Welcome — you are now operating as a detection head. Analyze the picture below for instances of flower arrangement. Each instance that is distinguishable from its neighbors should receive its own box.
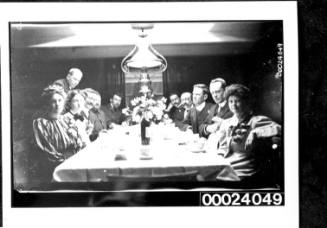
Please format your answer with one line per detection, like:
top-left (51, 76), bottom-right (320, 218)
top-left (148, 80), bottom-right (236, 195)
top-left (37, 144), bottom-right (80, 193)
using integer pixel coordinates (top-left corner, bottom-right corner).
top-left (122, 96), bottom-right (170, 124)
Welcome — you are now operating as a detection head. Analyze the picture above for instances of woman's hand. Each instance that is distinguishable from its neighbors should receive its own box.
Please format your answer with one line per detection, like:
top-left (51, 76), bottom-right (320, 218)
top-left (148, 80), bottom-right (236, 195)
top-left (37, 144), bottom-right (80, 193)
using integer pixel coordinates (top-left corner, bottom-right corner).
top-left (245, 131), bottom-right (257, 152)
top-left (86, 122), bottom-right (94, 135)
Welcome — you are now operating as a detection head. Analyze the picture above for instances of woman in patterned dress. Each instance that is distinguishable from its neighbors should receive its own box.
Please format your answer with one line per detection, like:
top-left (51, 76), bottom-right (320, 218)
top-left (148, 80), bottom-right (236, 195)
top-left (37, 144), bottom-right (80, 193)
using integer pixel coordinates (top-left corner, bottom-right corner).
top-left (33, 85), bottom-right (89, 182)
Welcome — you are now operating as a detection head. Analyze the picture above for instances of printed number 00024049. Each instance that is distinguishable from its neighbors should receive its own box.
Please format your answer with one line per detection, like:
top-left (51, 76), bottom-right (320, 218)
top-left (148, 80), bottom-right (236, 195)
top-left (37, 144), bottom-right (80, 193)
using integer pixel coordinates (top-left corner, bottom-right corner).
top-left (200, 192), bottom-right (284, 206)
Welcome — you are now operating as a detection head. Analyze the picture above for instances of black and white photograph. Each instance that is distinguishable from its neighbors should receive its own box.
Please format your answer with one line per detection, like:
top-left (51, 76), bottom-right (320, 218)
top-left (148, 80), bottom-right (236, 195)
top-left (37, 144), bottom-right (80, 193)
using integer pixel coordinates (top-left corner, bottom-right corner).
top-left (0, 2), bottom-right (299, 227)
top-left (11, 20), bottom-right (284, 201)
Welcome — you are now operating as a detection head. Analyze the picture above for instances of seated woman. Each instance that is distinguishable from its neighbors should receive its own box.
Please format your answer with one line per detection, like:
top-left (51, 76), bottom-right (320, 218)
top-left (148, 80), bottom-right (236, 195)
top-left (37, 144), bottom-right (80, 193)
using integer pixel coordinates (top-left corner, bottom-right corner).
top-left (33, 85), bottom-right (90, 181)
top-left (212, 84), bottom-right (281, 182)
top-left (64, 89), bottom-right (93, 140)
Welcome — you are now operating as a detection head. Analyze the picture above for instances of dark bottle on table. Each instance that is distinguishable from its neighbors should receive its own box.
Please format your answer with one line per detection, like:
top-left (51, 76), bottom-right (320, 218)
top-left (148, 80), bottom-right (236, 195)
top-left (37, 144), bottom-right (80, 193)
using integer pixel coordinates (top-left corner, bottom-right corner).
top-left (141, 117), bottom-right (151, 145)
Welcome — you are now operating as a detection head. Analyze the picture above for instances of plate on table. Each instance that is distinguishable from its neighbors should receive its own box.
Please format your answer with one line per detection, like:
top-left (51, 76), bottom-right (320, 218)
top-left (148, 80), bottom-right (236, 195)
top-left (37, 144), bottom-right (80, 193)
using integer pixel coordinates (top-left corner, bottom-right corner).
top-left (190, 149), bottom-right (205, 153)
top-left (139, 155), bottom-right (153, 160)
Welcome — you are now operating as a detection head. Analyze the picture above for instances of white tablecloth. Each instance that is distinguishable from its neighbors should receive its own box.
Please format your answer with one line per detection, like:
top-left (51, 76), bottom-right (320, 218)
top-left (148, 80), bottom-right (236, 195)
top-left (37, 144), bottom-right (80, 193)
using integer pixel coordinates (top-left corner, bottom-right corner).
top-left (53, 125), bottom-right (234, 182)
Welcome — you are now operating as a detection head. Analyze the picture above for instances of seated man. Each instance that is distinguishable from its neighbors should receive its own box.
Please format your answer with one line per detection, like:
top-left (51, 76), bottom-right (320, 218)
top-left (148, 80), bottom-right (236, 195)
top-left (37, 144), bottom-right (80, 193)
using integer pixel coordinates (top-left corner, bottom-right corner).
top-left (180, 92), bottom-right (193, 120)
top-left (199, 78), bottom-right (233, 138)
top-left (52, 68), bottom-right (83, 93)
top-left (83, 89), bottom-right (108, 141)
top-left (182, 84), bottom-right (213, 134)
top-left (103, 93), bottom-right (126, 127)
top-left (165, 93), bottom-right (185, 123)
top-left (138, 84), bottom-right (163, 101)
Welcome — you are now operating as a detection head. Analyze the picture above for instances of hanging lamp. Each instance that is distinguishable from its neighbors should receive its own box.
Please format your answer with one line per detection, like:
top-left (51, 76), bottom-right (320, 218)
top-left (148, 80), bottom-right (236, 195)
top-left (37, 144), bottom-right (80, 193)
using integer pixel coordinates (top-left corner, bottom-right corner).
top-left (121, 24), bottom-right (167, 74)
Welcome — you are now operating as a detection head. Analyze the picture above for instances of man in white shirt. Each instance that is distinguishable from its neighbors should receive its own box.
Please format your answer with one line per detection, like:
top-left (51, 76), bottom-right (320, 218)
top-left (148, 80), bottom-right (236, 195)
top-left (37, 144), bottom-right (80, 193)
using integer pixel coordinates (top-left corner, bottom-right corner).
top-left (199, 78), bottom-right (233, 138)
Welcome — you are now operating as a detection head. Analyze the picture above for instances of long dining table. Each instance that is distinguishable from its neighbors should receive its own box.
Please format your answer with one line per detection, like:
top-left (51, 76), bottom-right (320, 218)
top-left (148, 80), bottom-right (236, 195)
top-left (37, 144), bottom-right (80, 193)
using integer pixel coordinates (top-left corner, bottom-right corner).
top-left (53, 124), bottom-right (236, 183)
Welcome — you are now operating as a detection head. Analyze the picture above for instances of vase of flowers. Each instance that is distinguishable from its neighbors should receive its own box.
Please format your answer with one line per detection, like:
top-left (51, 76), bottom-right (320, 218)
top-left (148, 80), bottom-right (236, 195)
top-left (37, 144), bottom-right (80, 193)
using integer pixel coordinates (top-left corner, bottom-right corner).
top-left (126, 95), bottom-right (167, 124)
top-left (121, 94), bottom-right (169, 145)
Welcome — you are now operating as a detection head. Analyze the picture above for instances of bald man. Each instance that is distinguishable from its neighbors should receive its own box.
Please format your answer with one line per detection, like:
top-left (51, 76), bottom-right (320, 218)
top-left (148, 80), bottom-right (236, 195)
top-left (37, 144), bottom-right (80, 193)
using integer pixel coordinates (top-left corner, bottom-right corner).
top-left (53, 68), bottom-right (83, 93)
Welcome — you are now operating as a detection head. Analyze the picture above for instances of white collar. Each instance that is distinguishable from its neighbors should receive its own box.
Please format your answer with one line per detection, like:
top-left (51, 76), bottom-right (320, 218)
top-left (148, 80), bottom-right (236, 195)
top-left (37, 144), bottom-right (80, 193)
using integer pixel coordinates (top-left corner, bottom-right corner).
top-left (82, 109), bottom-right (89, 117)
top-left (218, 100), bottom-right (227, 109)
top-left (195, 102), bottom-right (206, 112)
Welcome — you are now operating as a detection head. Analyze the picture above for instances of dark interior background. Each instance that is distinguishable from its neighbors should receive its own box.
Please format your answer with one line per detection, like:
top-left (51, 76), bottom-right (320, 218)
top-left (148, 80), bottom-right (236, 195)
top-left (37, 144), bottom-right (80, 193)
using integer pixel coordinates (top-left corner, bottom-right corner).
top-left (3, 0), bottom-right (327, 226)
top-left (298, 0), bottom-right (327, 227)
top-left (11, 22), bottom-right (283, 188)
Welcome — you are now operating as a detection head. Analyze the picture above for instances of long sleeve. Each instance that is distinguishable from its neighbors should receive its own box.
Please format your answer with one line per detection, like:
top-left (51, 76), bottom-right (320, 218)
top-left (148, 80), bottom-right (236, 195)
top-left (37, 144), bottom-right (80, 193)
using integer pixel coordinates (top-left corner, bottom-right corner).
top-left (216, 120), bottom-right (232, 157)
top-left (177, 109), bottom-right (192, 131)
top-left (52, 78), bottom-right (69, 93)
top-left (33, 117), bottom-right (81, 164)
top-left (199, 105), bottom-right (216, 138)
top-left (250, 116), bottom-right (281, 138)
top-left (215, 114), bottom-right (282, 180)
top-left (119, 111), bottom-right (127, 124)
top-left (199, 103), bottom-right (233, 138)
top-left (33, 119), bottom-right (66, 164)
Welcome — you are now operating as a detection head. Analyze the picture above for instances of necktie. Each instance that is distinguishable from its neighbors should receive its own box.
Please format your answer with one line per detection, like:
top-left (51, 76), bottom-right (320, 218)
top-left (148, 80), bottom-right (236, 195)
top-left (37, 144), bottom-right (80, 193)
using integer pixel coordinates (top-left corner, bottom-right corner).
top-left (217, 105), bottom-right (221, 115)
top-left (74, 114), bottom-right (84, 121)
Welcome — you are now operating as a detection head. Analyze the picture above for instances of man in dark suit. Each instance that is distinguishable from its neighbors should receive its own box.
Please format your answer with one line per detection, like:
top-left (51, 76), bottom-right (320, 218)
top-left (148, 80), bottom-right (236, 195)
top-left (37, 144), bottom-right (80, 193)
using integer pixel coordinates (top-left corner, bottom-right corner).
top-left (180, 92), bottom-right (193, 120)
top-left (52, 68), bottom-right (83, 93)
top-left (199, 78), bottom-right (233, 138)
top-left (182, 84), bottom-right (213, 134)
top-left (102, 93), bottom-right (126, 127)
top-left (166, 93), bottom-right (185, 123)
top-left (83, 89), bottom-right (108, 141)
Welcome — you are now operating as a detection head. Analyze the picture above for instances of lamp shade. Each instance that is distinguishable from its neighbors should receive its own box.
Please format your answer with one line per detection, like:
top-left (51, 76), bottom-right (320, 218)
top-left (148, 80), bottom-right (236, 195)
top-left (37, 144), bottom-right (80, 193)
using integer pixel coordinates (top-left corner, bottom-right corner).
top-left (121, 26), bottom-right (167, 74)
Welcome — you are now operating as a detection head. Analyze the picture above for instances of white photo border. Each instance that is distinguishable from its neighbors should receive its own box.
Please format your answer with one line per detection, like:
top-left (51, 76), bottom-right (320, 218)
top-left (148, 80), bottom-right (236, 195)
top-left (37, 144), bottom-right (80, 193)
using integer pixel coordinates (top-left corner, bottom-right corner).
top-left (0, 2), bottom-right (298, 228)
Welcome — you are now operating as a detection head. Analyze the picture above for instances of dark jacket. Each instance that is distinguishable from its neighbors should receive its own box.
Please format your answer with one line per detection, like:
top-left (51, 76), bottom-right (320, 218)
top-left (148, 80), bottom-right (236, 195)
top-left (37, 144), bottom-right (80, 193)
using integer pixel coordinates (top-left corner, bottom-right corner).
top-left (52, 78), bottom-right (70, 93)
top-left (168, 106), bottom-right (185, 122)
top-left (181, 102), bottom-right (214, 134)
top-left (89, 108), bottom-right (108, 141)
top-left (102, 104), bottom-right (125, 125)
top-left (199, 101), bottom-right (233, 138)
top-left (168, 106), bottom-right (187, 129)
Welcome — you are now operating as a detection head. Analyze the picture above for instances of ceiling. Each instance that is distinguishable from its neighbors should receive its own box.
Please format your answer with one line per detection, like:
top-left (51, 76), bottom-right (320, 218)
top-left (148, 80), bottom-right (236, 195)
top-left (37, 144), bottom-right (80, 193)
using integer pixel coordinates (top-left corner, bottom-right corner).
top-left (11, 22), bottom-right (275, 59)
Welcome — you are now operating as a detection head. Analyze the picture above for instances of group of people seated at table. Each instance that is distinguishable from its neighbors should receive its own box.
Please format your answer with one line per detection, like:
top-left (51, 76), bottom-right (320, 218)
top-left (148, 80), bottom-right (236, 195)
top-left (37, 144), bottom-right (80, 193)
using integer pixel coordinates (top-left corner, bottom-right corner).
top-left (32, 68), bottom-right (126, 179)
top-left (32, 67), bottom-right (281, 183)
top-left (164, 79), bottom-right (281, 181)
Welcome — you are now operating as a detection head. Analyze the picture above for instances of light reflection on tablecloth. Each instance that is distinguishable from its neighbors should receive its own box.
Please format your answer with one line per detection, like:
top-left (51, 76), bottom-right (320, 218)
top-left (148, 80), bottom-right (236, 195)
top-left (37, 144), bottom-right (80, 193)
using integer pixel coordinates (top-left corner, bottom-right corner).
top-left (53, 124), bottom-right (234, 182)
